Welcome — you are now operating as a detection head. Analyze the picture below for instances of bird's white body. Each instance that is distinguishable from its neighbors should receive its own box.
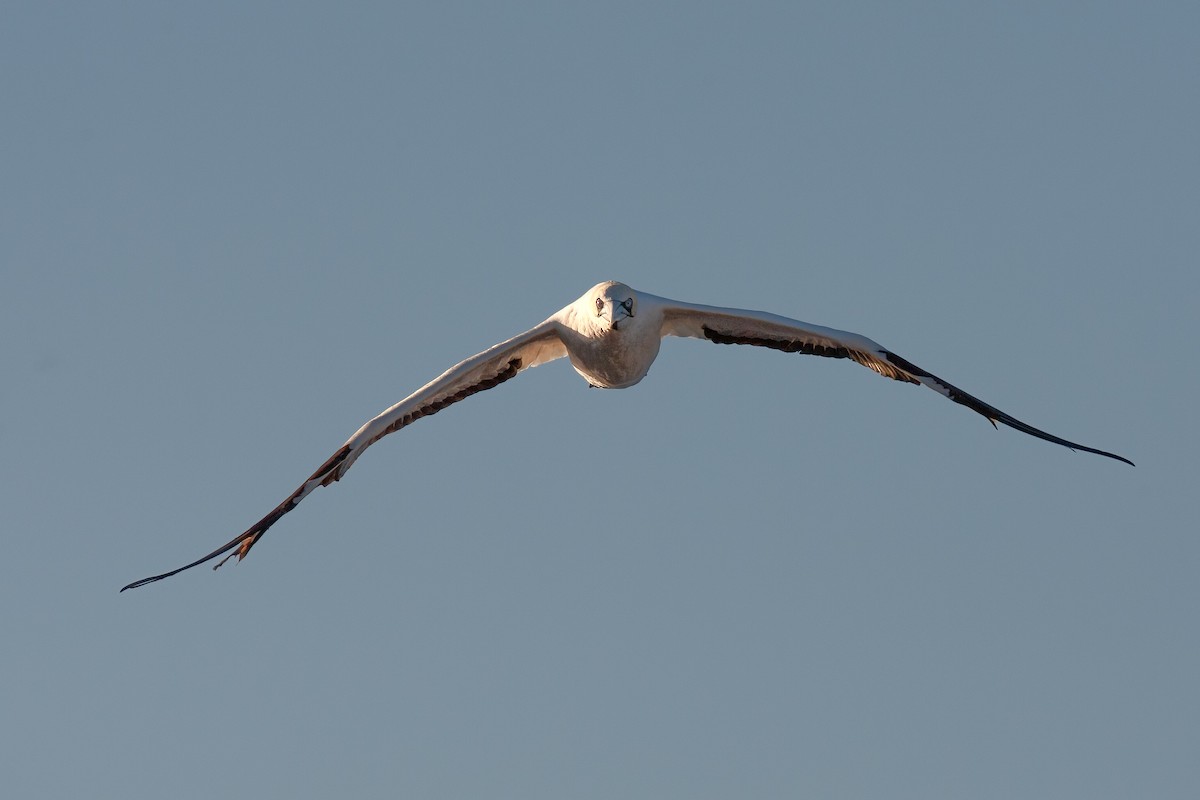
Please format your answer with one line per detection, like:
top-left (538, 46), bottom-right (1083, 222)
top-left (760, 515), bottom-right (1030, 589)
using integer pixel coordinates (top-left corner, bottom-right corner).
top-left (560, 282), bottom-right (662, 388)
top-left (122, 281), bottom-right (1131, 591)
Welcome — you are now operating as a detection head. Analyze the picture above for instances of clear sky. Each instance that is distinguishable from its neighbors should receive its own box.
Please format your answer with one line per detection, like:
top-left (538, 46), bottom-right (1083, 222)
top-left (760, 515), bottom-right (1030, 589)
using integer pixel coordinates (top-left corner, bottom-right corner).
top-left (3, 3), bottom-right (1197, 798)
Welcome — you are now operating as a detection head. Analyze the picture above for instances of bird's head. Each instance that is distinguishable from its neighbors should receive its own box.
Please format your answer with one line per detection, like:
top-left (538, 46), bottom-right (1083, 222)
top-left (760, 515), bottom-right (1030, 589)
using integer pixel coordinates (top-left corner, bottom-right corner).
top-left (587, 281), bottom-right (637, 333)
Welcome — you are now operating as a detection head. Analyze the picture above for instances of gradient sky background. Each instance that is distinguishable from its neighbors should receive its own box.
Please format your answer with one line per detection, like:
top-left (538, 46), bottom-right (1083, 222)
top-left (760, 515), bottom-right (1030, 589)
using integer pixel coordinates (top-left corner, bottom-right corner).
top-left (3, 3), bottom-right (1197, 798)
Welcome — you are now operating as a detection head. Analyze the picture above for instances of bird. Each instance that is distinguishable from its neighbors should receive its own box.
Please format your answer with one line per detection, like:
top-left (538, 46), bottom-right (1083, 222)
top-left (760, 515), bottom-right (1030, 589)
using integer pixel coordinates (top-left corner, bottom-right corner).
top-left (120, 281), bottom-right (1132, 591)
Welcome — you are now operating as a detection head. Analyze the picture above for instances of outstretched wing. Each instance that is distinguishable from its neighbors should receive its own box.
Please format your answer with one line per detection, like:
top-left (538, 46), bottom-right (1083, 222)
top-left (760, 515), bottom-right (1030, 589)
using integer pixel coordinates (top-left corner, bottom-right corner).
top-left (644, 294), bottom-right (1132, 466)
top-left (121, 320), bottom-right (569, 591)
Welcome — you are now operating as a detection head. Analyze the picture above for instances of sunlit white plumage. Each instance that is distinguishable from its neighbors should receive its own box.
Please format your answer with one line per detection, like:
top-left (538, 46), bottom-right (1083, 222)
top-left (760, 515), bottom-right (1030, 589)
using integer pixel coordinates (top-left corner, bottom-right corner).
top-left (121, 281), bottom-right (1132, 591)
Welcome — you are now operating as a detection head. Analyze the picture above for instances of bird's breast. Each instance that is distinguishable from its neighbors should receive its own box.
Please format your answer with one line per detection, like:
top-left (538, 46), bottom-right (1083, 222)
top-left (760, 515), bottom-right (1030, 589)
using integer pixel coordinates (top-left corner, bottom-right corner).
top-left (566, 325), bottom-right (662, 389)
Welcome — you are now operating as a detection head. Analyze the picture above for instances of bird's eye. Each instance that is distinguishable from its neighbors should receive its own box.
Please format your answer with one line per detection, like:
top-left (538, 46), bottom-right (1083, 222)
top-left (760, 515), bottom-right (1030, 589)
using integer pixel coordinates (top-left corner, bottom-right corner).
top-left (595, 297), bottom-right (604, 311)
top-left (622, 299), bottom-right (633, 312)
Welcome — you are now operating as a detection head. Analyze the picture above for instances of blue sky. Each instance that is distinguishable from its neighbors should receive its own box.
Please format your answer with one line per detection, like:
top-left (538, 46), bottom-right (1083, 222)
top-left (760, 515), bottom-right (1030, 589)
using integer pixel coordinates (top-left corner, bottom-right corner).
top-left (3, 3), bottom-right (1197, 798)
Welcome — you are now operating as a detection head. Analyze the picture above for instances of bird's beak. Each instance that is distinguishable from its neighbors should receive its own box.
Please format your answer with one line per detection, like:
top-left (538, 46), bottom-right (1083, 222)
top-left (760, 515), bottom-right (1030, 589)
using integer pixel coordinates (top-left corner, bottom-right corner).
top-left (596, 298), bottom-right (633, 332)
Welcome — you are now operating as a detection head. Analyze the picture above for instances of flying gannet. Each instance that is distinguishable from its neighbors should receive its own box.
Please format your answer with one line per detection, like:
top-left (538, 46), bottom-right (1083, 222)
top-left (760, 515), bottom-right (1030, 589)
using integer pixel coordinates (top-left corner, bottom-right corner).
top-left (121, 281), bottom-right (1132, 591)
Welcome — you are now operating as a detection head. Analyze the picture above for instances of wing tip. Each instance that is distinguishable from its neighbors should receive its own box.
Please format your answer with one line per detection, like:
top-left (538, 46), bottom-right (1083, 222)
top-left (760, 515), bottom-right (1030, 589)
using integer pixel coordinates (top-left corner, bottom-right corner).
top-left (1106, 451), bottom-right (1136, 467)
top-left (1084, 449), bottom-right (1135, 467)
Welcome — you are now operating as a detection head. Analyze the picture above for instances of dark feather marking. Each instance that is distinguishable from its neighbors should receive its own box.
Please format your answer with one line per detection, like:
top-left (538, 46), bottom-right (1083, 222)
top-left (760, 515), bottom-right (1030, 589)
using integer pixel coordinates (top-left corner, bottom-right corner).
top-left (699, 326), bottom-right (1131, 466)
top-left (118, 447), bottom-right (353, 591)
top-left (880, 351), bottom-right (1134, 466)
top-left (703, 326), bottom-right (852, 359)
top-left (702, 326), bottom-right (918, 384)
top-left (367, 358), bottom-right (523, 446)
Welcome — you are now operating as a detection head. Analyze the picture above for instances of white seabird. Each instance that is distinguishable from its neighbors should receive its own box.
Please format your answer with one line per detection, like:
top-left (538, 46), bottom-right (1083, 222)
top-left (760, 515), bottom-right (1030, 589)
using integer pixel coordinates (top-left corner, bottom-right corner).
top-left (121, 281), bottom-right (1132, 591)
